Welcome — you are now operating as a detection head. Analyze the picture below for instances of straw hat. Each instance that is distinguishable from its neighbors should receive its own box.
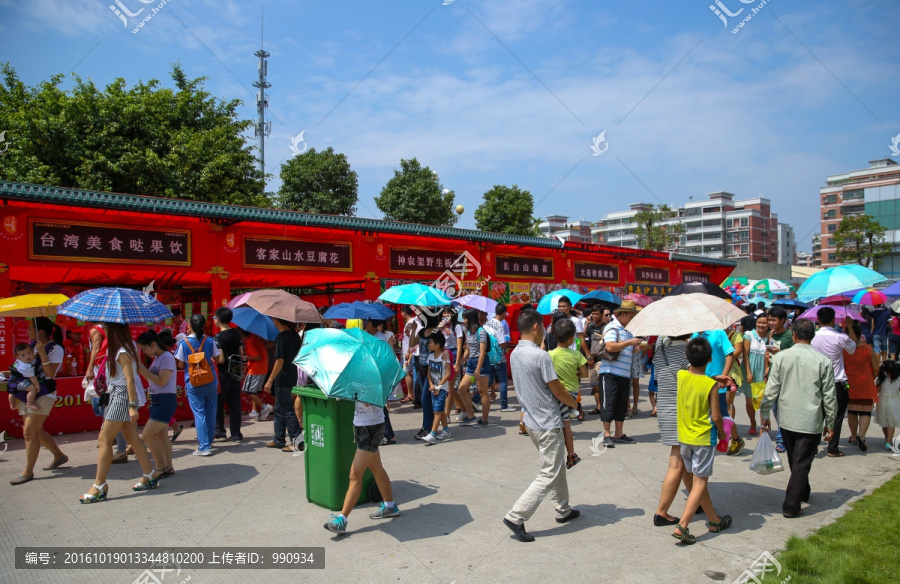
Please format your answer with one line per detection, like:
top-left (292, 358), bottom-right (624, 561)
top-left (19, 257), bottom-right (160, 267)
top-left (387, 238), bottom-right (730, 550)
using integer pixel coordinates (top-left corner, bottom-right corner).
top-left (614, 300), bottom-right (638, 315)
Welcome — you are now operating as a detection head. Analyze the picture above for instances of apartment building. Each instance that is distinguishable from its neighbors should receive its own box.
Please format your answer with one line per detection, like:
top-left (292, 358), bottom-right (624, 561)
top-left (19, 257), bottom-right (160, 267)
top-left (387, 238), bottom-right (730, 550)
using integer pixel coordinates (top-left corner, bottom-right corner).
top-left (818, 158), bottom-right (900, 274)
top-left (592, 192), bottom-right (783, 263)
top-left (537, 215), bottom-right (593, 243)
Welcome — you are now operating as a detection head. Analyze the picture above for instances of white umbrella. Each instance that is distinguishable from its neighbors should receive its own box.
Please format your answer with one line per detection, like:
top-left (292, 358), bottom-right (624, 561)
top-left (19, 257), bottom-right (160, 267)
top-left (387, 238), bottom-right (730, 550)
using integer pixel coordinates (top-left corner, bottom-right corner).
top-left (625, 294), bottom-right (748, 337)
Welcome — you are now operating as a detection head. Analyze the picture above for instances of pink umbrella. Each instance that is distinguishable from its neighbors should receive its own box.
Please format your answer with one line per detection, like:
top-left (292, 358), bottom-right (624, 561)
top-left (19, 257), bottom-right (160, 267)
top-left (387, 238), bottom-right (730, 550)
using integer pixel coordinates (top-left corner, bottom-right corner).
top-left (227, 292), bottom-right (253, 309)
top-left (623, 293), bottom-right (654, 307)
top-left (797, 305), bottom-right (864, 323)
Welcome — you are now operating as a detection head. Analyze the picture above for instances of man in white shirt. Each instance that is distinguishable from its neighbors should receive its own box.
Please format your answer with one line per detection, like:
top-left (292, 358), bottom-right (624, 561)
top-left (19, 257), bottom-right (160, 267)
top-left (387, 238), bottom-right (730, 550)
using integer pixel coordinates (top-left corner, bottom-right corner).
top-left (810, 306), bottom-right (858, 457)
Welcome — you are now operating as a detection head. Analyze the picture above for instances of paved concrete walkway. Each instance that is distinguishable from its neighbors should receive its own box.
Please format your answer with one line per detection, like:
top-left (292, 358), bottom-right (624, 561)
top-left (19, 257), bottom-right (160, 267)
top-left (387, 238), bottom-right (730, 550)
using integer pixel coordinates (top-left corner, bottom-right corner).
top-left (2, 380), bottom-right (898, 584)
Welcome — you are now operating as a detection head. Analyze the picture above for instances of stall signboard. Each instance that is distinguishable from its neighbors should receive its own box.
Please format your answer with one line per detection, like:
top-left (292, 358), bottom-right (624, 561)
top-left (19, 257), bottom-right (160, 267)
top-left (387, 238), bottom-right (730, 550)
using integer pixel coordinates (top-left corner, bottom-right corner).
top-left (626, 283), bottom-right (673, 298)
top-left (634, 266), bottom-right (670, 284)
top-left (389, 247), bottom-right (467, 275)
top-left (243, 235), bottom-right (352, 271)
top-left (495, 256), bottom-right (554, 280)
top-left (507, 283), bottom-right (531, 304)
top-left (682, 271), bottom-right (710, 283)
top-left (574, 262), bottom-right (619, 283)
top-left (29, 219), bottom-right (190, 266)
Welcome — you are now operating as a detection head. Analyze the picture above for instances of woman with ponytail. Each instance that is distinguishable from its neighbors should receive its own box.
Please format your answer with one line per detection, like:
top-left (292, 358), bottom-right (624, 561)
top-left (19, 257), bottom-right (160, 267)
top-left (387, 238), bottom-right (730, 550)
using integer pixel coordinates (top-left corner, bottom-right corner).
top-left (79, 323), bottom-right (160, 503)
top-left (137, 329), bottom-right (178, 477)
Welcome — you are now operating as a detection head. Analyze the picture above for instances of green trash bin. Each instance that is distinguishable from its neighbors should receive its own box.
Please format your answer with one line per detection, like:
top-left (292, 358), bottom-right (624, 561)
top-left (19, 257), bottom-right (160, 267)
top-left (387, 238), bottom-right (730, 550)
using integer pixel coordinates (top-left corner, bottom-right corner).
top-left (294, 385), bottom-right (380, 511)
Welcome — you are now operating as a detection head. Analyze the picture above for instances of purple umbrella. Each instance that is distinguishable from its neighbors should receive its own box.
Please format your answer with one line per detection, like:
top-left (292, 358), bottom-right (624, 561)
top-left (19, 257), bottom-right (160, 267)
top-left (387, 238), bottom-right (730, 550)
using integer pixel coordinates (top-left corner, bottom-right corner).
top-left (452, 294), bottom-right (498, 314)
top-left (797, 305), bottom-right (864, 323)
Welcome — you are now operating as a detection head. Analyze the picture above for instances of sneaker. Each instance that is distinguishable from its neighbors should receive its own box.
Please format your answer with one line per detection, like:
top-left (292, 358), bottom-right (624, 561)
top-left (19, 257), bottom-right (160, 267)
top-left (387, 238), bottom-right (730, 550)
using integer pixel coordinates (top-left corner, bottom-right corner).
top-left (229, 436), bottom-right (244, 442)
top-left (259, 404), bottom-right (274, 421)
top-left (192, 449), bottom-right (212, 456)
top-left (414, 429), bottom-right (428, 440)
top-left (603, 436), bottom-right (616, 448)
top-left (437, 429), bottom-right (452, 440)
top-left (614, 434), bottom-right (636, 444)
top-left (214, 434), bottom-right (228, 443)
top-left (422, 432), bottom-right (438, 444)
top-left (500, 406), bottom-right (517, 412)
top-left (472, 403), bottom-right (482, 413)
top-left (369, 502), bottom-right (401, 519)
top-left (727, 437), bottom-right (745, 456)
top-left (324, 514), bottom-right (347, 534)
top-left (455, 414), bottom-right (467, 423)
top-left (459, 416), bottom-right (478, 426)
top-left (248, 410), bottom-right (259, 419)
top-left (566, 410), bottom-right (580, 420)
top-left (555, 508), bottom-right (580, 524)
top-left (474, 419), bottom-right (489, 428)
top-left (503, 518), bottom-right (535, 543)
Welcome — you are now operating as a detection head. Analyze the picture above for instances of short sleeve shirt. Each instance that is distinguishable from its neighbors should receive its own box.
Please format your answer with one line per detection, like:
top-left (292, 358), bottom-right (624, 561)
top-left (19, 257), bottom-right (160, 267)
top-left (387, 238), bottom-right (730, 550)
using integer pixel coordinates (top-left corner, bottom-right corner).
top-left (599, 322), bottom-right (633, 378)
top-left (872, 309), bottom-right (892, 336)
top-left (511, 340), bottom-right (562, 431)
top-left (215, 328), bottom-right (242, 374)
top-left (175, 336), bottom-right (220, 390)
top-left (691, 330), bottom-right (735, 385)
top-left (548, 347), bottom-right (587, 394)
top-left (466, 328), bottom-right (488, 360)
top-left (483, 318), bottom-right (507, 363)
top-left (427, 351), bottom-right (451, 390)
top-left (245, 335), bottom-right (269, 375)
top-left (148, 352), bottom-right (177, 394)
top-left (273, 330), bottom-right (302, 387)
top-left (771, 329), bottom-right (794, 351)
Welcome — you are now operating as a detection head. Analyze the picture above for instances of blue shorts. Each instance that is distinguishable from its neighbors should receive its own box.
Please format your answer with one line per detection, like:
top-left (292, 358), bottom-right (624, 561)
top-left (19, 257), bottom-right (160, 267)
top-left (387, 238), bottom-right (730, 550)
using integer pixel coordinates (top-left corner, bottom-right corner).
top-left (873, 334), bottom-right (889, 354)
top-left (648, 363), bottom-right (658, 393)
top-left (432, 389), bottom-right (448, 412)
top-left (465, 356), bottom-right (491, 377)
top-left (719, 392), bottom-right (729, 419)
top-left (149, 393), bottom-right (178, 423)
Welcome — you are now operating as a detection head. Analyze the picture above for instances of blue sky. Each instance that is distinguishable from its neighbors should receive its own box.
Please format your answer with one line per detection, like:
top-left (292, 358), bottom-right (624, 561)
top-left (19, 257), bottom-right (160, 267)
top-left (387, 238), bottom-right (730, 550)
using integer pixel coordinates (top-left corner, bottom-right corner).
top-left (2, 0), bottom-right (899, 251)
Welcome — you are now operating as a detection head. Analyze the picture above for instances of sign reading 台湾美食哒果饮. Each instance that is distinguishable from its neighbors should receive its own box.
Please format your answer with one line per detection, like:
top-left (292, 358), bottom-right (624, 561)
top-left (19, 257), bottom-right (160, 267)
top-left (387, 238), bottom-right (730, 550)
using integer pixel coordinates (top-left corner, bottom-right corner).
top-left (29, 219), bottom-right (190, 266)
top-left (243, 235), bottom-right (352, 271)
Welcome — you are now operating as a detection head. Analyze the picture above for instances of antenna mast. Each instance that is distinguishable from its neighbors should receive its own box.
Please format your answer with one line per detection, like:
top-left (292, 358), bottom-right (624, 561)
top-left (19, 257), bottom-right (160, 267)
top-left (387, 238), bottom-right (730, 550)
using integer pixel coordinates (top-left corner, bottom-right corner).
top-left (252, 10), bottom-right (271, 183)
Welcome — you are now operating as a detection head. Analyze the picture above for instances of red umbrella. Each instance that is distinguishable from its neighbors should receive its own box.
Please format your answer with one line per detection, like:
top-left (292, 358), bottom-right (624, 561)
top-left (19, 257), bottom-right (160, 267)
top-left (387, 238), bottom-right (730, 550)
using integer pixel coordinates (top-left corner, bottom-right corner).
top-left (819, 290), bottom-right (861, 306)
top-left (623, 293), bottom-right (654, 307)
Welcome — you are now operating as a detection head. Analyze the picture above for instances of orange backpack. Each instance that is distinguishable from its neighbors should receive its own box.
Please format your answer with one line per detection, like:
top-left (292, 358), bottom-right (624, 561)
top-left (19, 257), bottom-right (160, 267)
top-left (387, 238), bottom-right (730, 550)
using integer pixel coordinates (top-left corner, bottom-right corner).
top-left (186, 336), bottom-right (215, 387)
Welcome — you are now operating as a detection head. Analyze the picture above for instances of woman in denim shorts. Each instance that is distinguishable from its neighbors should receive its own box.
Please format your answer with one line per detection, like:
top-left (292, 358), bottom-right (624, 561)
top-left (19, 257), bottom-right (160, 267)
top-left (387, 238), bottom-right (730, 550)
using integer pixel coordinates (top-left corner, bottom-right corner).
top-left (137, 329), bottom-right (178, 478)
top-left (457, 309), bottom-right (492, 427)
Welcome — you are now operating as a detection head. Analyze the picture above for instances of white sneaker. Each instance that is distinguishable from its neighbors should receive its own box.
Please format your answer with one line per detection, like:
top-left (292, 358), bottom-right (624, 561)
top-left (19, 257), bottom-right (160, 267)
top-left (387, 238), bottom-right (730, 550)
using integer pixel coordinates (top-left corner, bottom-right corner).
top-left (259, 404), bottom-right (274, 421)
top-left (455, 414), bottom-right (467, 423)
top-left (422, 433), bottom-right (438, 444)
top-left (500, 407), bottom-right (517, 412)
top-left (437, 429), bottom-right (452, 440)
top-left (192, 449), bottom-right (212, 456)
top-left (248, 410), bottom-right (259, 419)
top-left (472, 404), bottom-right (482, 413)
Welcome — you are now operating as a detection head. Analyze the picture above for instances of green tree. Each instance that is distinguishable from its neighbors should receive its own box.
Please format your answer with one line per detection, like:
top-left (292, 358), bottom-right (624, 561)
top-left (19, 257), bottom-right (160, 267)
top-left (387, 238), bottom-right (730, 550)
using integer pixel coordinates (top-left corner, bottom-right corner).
top-left (374, 158), bottom-right (457, 226)
top-left (632, 204), bottom-right (685, 251)
top-left (474, 185), bottom-right (539, 236)
top-left (834, 214), bottom-right (892, 268)
top-left (0, 63), bottom-right (265, 206)
top-left (276, 147), bottom-right (358, 215)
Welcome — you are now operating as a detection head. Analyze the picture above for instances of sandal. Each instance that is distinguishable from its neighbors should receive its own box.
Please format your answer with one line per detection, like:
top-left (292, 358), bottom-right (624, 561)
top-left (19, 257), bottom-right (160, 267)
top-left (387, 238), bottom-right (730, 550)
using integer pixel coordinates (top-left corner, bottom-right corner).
top-left (161, 466), bottom-right (176, 478)
top-left (518, 423), bottom-right (528, 436)
top-left (748, 427), bottom-right (758, 436)
top-left (848, 436), bottom-right (858, 445)
top-left (826, 451), bottom-right (845, 457)
top-left (171, 425), bottom-right (184, 442)
top-left (132, 471), bottom-right (161, 492)
top-left (566, 453), bottom-right (582, 469)
top-left (588, 408), bottom-right (602, 415)
top-left (707, 515), bottom-right (732, 533)
top-left (672, 524), bottom-right (696, 545)
top-left (79, 482), bottom-right (109, 504)
top-left (43, 455), bottom-right (69, 471)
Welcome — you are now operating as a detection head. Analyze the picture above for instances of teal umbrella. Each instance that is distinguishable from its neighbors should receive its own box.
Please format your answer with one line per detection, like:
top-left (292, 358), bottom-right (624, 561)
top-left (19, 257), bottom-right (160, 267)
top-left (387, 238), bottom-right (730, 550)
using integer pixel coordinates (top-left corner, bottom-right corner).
top-left (796, 265), bottom-right (886, 302)
top-left (294, 328), bottom-right (404, 407)
top-left (378, 283), bottom-right (452, 306)
top-left (536, 289), bottom-right (584, 315)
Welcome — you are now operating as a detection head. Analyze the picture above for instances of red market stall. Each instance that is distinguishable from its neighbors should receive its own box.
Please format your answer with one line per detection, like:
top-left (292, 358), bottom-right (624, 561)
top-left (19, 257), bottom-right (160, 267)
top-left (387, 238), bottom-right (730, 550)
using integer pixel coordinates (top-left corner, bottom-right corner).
top-left (0, 181), bottom-right (735, 437)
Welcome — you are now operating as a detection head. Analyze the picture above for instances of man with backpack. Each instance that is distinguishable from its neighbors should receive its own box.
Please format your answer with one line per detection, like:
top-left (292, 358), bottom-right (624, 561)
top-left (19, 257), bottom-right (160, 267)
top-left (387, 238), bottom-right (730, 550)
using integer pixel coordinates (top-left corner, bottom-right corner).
top-left (214, 307), bottom-right (244, 443)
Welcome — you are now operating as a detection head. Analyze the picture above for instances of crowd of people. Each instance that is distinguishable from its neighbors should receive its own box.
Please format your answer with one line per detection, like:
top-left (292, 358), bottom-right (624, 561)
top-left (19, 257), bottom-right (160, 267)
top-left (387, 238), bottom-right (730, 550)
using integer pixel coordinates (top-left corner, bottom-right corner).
top-left (6, 294), bottom-right (900, 543)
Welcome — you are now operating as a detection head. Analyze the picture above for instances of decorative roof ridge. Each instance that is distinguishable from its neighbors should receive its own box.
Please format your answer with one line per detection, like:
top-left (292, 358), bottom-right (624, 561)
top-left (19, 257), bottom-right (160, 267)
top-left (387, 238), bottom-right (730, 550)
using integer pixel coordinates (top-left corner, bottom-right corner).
top-left (0, 181), bottom-right (562, 249)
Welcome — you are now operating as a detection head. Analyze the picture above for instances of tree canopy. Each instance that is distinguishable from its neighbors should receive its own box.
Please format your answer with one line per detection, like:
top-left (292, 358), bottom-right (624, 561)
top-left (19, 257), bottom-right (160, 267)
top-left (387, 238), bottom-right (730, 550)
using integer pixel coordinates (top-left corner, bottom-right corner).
top-left (276, 147), bottom-right (358, 215)
top-left (632, 204), bottom-right (685, 251)
top-left (0, 63), bottom-right (265, 206)
top-left (374, 158), bottom-right (457, 226)
top-left (833, 214), bottom-right (892, 268)
top-left (474, 185), bottom-right (539, 236)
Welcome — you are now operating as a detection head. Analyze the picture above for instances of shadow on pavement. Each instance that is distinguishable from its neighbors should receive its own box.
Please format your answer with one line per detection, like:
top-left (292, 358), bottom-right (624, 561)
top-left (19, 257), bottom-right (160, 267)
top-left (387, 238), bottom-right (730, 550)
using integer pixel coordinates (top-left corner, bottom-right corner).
top-left (341, 502), bottom-right (474, 542)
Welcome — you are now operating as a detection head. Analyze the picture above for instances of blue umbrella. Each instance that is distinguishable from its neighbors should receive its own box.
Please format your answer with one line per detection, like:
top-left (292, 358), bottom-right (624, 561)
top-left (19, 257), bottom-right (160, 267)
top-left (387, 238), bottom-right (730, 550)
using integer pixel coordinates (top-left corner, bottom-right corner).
top-left (881, 280), bottom-right (900, 296)
top-left (771, 298), bottom-right (808, 309)
top-left (580, 290), bottom-right (622, 308)
top-left (294, 328), bottom-right (404, 407)
top-left (231, 306), bottom-right (279, 341)
top-left (58, 287), bottom-right (172, 324)
top-left (323, 301), bottom-right (395, 321)
top-left (536, 289), bottom-right (584, 315)
top-left (796, 265), bottom-right (887, 302)
top-left (378, 283), bottom-right (452, 306)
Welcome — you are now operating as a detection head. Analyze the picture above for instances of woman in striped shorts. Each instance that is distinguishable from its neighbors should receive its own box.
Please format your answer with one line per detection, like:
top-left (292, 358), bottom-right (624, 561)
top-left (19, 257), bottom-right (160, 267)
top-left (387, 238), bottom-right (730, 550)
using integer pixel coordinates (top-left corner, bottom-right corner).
top-left (79, 323), bottom-right (160, 503)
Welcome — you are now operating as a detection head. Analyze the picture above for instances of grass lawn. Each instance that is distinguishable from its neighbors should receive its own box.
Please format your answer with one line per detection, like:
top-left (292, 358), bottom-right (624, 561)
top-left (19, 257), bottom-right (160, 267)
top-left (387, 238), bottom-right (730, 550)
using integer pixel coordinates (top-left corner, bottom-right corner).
top-left (761, 471), bottom-right (900, 583)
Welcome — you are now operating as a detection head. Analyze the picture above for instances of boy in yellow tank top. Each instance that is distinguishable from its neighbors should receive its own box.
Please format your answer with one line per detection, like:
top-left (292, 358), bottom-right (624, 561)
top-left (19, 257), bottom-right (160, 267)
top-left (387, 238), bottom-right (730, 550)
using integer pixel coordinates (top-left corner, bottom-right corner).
top-left (672, 337), bottom-right (730, 545)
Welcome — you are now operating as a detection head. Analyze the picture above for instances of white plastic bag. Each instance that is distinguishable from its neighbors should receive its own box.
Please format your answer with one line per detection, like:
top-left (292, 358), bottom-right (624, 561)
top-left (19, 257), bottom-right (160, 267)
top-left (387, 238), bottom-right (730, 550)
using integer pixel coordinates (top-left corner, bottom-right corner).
top-left (750, 432), bottom-right (784, 475)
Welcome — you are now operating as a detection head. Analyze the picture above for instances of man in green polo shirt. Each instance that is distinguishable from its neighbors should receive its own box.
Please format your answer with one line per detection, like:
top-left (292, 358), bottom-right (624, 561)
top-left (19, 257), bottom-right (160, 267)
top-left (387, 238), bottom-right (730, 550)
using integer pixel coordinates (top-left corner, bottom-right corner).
top-left (767, 307), bottom-right (794, 352)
